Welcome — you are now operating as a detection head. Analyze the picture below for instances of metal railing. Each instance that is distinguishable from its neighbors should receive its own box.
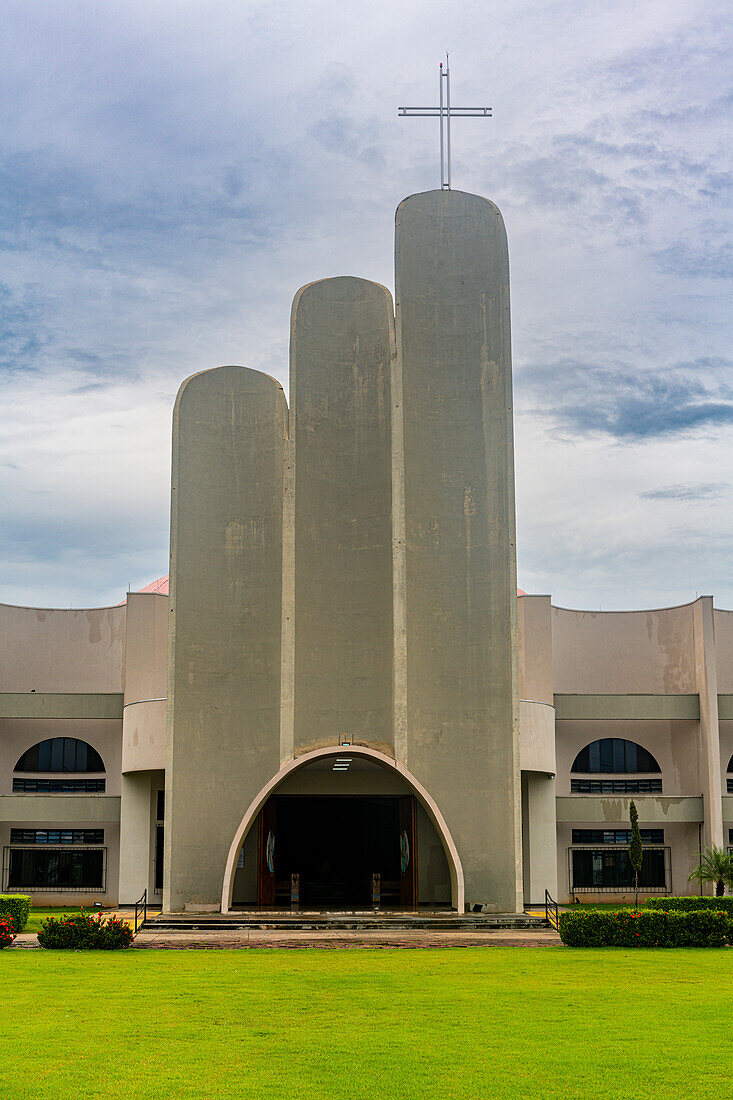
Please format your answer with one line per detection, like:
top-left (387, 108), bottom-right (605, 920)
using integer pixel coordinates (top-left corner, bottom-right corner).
top-left (134, 888), bottom-right (147, 934)
top-left (545, 889), bottom-right (559, 930)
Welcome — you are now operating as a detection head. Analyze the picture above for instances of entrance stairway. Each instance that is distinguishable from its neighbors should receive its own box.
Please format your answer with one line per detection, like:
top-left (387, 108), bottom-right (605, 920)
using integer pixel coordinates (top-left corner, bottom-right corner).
top-left (144, 910), bottom-right (549, 932)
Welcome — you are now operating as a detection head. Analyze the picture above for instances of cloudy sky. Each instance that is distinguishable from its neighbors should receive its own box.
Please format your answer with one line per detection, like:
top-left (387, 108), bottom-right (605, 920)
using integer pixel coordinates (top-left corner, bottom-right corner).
top-left (1, 0), bottom-right (730, 609)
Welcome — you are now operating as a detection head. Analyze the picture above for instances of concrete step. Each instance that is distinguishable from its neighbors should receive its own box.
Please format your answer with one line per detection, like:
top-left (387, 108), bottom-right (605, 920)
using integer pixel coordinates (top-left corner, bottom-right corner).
top-left (143, 912), bottom-right (549, 933)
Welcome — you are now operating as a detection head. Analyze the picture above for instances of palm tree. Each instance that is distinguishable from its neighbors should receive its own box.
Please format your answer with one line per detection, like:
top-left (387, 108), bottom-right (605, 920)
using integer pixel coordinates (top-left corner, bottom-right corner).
top-left (688, 846), bottom-right (733, 897)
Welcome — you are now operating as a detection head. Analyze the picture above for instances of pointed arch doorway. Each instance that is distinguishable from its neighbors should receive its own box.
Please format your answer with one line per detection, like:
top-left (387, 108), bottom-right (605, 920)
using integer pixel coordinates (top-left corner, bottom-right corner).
top-left (221, 746), bottom-right (464, 912)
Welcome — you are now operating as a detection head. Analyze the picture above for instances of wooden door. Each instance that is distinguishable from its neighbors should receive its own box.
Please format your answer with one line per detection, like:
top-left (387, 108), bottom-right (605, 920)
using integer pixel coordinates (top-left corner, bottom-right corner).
top-left (257, 798), bottom-right (277, 907)
top-left (399, 795), bottom-right (418, 908)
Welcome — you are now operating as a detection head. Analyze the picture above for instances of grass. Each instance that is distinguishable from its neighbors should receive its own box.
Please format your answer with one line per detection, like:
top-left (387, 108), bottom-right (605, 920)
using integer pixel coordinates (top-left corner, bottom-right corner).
top-left (0, 948), bottom-right (730, 1099)
top-left (21, 906), bottom-right (118, 934)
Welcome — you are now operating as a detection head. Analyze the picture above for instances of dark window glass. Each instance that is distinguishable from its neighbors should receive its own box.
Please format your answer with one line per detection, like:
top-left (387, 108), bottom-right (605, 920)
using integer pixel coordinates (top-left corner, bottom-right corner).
top-left (572, 829), bottom-right (664, 845)
top-left (8, 848), bottom-right (104, 890)
top-left (10, 829), bottom-right (103, 845)
top-left (728, 778), bottom-right (733, 794)
top-left (570, 778), bottom-right (663, 794)
top-left (156, 789), bottom-right (165, 821)
top-left (571, 848), bottom-right (666, 890)
top-left (12, 778), bottom-right (106, 793)
top-left (155, 825), bottom-right (164, 892)
top-left (14, 738), bottom-right (104, 774)
top-left (571, 739), bottom-right (661, 774)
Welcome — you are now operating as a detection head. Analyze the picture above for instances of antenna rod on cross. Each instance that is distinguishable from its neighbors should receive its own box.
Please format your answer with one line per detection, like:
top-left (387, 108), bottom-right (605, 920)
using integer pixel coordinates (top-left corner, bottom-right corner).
top-left (398, 53), bottom-right (492, 190)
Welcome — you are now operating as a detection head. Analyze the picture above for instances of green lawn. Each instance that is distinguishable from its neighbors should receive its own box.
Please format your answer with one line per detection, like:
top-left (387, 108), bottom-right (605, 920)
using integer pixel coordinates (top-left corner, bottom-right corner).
top-left (1, 949), bottom-right (730, 1099)
top-left (21, 906), bottom-right (113, 934)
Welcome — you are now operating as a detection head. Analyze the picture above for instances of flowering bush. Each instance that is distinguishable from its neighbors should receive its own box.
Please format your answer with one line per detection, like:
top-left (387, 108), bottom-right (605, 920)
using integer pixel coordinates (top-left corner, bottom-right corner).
top-left (0, 895), bottom-right (31, 932)
top-left (559, 908), bottom-right (732, 947)
top-left (0, 918), bottom-right (17, 949)
top-left (37, 911), bottom-right (133, 950)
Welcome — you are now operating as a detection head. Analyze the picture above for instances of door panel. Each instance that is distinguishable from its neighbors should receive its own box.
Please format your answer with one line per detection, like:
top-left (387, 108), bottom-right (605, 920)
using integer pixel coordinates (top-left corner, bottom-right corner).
top-left (399, 795), bottom-right (418, 907)
top-left (257, 799), bottom-right (277, 907)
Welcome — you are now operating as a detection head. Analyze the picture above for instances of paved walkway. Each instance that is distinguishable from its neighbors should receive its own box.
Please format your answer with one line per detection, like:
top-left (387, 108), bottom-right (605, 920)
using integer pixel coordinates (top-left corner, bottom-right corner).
top-left (10, 928), bottom-right (561, 949)
top-left (130, 927), bottom-right (561, 949)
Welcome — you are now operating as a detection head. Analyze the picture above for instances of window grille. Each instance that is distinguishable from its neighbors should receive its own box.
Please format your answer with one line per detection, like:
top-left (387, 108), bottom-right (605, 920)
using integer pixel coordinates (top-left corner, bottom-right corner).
top-left (572, 829), bottom-right (664, 845)
top-left (10, 829), bottom-right (103, 845)
top-left (3, 846), bottom-right (106, 892)
top-left (568, 846), bottom-right (670, 893)
top-left (12, 778), bottom-right (106, 793)
top-left (571, 778), bottom-right (662, 794)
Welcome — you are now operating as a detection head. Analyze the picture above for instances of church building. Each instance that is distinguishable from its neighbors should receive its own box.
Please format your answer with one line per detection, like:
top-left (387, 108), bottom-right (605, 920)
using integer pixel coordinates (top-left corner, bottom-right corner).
top-left (1, 189), bottom-right (731, 912)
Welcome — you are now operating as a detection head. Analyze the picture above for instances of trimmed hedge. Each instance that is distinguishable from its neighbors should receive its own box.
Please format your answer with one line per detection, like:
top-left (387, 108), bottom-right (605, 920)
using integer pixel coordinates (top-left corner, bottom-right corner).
top-left (0, 918), bottom-right (16, 949)
top-left (645, 896), bottom-right (733, 914)
top-left (37, 912), bottom-right (133, 950)
top-left (559, 908), bottom-right (732, 947)
top-left (0, 895), bottom-right (31, 933)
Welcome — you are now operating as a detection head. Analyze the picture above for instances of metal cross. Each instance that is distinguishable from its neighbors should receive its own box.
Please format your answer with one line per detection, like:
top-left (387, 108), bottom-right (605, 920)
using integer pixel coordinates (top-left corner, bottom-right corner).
top-left (398, 54), bottom-right (492, 190)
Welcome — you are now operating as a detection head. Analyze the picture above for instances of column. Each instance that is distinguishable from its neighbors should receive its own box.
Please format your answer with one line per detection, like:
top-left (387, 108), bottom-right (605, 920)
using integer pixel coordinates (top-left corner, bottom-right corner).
top-left (395, 189), bottom-right (522, 912)
top-left (290, 277), bottom-right (395, 752)
top-left (165, 366), bottom-right (287, 911)
top-left (118, 771), bottom-right (152, 904)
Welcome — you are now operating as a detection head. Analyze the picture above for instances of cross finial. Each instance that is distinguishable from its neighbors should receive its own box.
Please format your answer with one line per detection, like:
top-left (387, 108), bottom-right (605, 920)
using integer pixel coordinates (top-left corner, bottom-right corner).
top-left (399, 54), bottom-right (492, 190)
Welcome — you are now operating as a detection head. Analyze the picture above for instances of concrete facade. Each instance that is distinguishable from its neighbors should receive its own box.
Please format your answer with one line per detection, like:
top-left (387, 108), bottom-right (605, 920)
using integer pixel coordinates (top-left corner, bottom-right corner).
top-left (394, 191), bottom-right (522, 913)
top-left (165, 366), bottom-right (287, 911)
top-left (1, 189), bottom-right (731, 911)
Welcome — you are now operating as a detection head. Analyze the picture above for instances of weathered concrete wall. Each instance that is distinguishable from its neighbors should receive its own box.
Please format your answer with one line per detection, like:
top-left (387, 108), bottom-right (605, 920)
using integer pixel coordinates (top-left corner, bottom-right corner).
top-left (122, 593), bottom-right (168, 773)
top-left (692, 596), bottom-right (723, 848)
top-left (714, 608), bottom-right (733, 691)
top-left (165, 366), bottom-right (287, 911)
top-left (555, 719), bottom-right (701, 796)
top-left (394, 189), bottom-right (522, 912)
top-left (552, 604), bottom-right (696, 693)
top-left (1, 717), bottom-right (122, 795)
top-left (290, 277), bottom-right (395, 753)
top-left (0, 602), bottom-right (126, 692)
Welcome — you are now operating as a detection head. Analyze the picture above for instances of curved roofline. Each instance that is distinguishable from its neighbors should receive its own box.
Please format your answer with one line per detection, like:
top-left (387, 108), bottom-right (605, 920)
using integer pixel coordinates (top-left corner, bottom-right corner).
top-left (551, 597), bottom-right (708, 614)
top-left (0, 599), bottom-right (129, 614)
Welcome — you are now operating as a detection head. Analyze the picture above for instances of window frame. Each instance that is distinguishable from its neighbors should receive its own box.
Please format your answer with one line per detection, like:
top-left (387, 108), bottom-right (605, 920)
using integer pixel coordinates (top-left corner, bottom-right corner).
top-left (14, 737), bottom-right (105, 775)
top-left (568, 845), bottom-right (671, 894)
top-left (571, 738), bottom-right (661, 775)
top-left (3, 845), bottom-right (107, 892)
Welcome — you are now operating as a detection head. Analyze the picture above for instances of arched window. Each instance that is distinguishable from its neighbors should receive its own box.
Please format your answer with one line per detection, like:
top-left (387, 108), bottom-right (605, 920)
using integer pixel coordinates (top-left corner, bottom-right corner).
top-left (14, 738), bottom-right (105, 773)
top-left (571, 739), bottom-right (661, 774)
top-left (727, 754), bottom-right (733, 773)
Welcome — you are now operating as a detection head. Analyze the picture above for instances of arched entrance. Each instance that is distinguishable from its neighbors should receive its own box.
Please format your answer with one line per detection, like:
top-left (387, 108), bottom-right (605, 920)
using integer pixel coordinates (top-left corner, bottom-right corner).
top-left (221, 746), bottom-right (464, 912)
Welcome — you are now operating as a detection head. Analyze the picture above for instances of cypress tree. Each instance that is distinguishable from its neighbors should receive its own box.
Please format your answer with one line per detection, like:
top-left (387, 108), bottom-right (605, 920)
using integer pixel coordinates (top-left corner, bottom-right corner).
top-left (629, 800), bottom-right (643, 910)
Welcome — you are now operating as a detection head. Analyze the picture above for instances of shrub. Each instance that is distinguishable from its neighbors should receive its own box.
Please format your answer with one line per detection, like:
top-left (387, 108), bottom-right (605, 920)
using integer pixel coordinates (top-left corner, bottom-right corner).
top-left (0, 895), bottom-right (31, 933)
top-left (645, 896), bottom-right (733, 914)
top-left (558, 907), bottom-right (732, 947)
top-left (0, 918), bottom-right (16, 949)
top-left (37, 911), bottom-right (133, 950)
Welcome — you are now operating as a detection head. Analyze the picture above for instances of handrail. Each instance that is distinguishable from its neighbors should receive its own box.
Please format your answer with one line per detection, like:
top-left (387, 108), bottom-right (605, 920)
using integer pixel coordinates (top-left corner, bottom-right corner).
top-left (134, 888), bottom-right (147, 934)
top-left (544, 888), bottom-right (559, 930)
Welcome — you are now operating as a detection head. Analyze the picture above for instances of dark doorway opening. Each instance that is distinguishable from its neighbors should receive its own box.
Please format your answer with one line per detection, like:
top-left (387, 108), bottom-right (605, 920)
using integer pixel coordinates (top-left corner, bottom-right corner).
top-left (256, 795), bottom-right (416, 909)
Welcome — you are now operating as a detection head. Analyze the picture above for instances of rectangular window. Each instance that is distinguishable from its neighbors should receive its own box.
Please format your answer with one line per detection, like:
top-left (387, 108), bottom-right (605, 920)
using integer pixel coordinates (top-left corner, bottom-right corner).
top-left (10, 829), bottom-right (103, 845)
top-left (570, 779), bottom-right (662, 794)
top-left (12, 778), bottom-right (106, 793)
top-left (570, 848), bottom-right (667, 892)
top-left (154, 825), bottom-right (164, 892)
top-left (571, 829), bottom-right (664, 845)
top-left (156, 789), bottom-right (165, 821)
top-left (7, 848), bottom-right (105, 891)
